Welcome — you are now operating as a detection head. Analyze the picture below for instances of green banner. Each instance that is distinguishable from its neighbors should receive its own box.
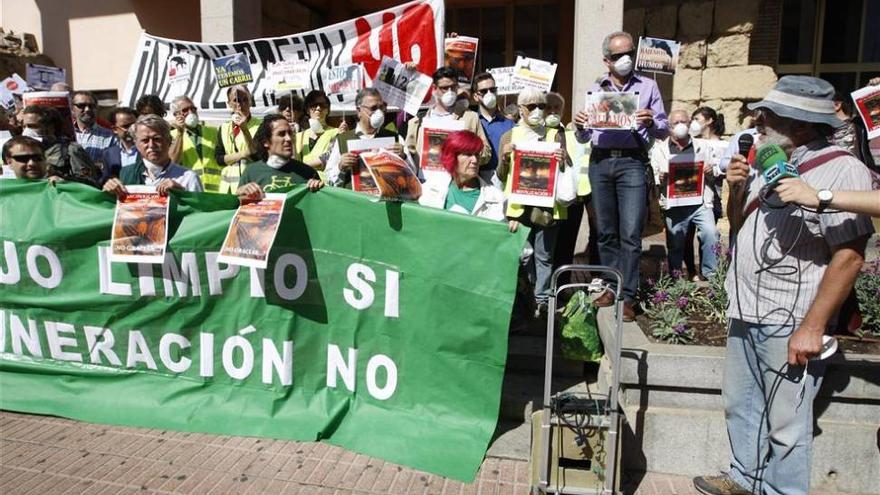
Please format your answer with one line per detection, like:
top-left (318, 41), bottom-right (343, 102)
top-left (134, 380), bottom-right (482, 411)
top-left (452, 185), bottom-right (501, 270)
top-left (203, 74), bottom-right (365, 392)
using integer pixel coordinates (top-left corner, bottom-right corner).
top-left (0, 180), bottom-right (527, 481)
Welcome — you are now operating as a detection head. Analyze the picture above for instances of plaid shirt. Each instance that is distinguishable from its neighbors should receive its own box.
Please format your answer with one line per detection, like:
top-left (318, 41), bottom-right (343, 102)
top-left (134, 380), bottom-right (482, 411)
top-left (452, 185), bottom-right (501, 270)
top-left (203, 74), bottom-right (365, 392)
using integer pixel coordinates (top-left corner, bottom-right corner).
top-left (75, 124), bottom-right (117, 164)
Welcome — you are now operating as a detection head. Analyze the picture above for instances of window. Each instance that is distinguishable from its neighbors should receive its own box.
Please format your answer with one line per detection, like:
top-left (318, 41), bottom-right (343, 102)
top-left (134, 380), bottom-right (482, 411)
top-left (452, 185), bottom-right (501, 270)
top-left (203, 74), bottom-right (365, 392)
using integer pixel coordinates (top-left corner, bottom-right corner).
top-left (777, 0), bottom-right (880, 95)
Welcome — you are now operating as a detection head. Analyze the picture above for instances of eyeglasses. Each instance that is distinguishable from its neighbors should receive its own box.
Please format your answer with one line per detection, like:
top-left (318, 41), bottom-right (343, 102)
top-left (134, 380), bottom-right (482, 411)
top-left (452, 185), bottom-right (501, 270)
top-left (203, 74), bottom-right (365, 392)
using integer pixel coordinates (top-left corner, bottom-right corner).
top-left (360, 104), bottom-right (383, 113)
top-left (10, 153), bottom-right (44, 163)
top-left (73, 102), bottom-right (95, 110)
top-left (474, 87), bottom-right (498, 95)
top-left (607, 50), bottom-right (635, 61)
top-left (522, 103), bottom-right (547, 111)
top-left (176, 106), bottom-right (197, 115)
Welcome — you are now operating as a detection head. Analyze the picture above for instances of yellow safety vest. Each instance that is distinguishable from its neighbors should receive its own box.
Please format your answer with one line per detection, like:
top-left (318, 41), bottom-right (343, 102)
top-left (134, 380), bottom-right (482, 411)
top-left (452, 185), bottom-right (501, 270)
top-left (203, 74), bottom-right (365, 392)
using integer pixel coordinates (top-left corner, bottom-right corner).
top-left (172, 125), bottom-right (222, 193)
top-left (563, 128), bottom-right (592, 197)
top-left (505, 126), bottom-right (567, 220)
top-left (297, 127), bottom-right (339, 165)
top-left (218, 117), bottom-right (262, 194)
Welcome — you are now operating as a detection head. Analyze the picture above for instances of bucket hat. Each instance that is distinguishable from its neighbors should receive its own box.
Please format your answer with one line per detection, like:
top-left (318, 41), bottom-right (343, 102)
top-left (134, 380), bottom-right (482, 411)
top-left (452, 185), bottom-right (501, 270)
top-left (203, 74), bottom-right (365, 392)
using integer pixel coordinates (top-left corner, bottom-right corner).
top-left (747, 75), bottom-right (844, 128)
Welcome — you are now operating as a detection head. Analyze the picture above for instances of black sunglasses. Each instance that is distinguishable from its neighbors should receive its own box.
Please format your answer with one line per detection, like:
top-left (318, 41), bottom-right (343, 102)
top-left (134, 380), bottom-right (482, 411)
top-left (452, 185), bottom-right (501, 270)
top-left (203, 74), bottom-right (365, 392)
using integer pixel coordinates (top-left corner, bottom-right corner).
top-left (607, 50), bottom-right (635, 61)
top-left (10, 153), bottom-right (44, 163)
top-left (475, 87), bottom-right (498, 95)
top-left (73, 102), bottom-right (95, 110)
top-left (360, 104), bottom-right (383, 112)
top-left (522, 103), bottom-right (547, 111)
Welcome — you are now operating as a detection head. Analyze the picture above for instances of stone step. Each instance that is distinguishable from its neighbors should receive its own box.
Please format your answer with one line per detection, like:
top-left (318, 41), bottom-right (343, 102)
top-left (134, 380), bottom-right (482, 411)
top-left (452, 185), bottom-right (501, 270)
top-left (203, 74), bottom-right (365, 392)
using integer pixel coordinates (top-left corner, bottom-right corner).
top-left (499, 367), bottom-right (602, 423)
top-left (487, 420), bottom-right (531, 461)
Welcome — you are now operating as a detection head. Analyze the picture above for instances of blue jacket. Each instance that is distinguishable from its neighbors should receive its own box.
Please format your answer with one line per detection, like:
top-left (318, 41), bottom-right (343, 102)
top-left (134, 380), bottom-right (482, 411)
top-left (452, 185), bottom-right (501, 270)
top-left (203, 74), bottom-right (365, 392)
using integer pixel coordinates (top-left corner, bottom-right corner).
top-left (100, 144), bottom-right (140, 185)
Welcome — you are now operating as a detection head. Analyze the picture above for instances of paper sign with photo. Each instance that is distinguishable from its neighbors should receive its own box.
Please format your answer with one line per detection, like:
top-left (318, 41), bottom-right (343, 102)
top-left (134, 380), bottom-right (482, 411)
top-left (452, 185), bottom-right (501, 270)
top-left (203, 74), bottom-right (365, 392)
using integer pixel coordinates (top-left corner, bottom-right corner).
top-left (23, 91), bottom-right (74, 138)
top-left (217, 193), bottom-right (287, 269)
top-left (268, 59), bottom-right (311, 92)
top-left (109, 186), bottom-right (169, 264)
top-left (360, 150), bottom-right (422, 202)
top-left (666, 155), bottom-right (705, 208)
top-left (26, 64), bottom-right (66, 91)
top-left (635, 37), bottom-right (681, 75)
top-left (445, 36), bottom-right (479, 83)
top-left (0, 87), bottom-right (14, 110)
top-left (852, 85), bottom-right (880, 140)
top-left (584, 91), bottom-right (639, 130)
top-left (488, 67), bottom-right (524, 96)
top-left (373, 56), bottom-right (432, 115)
top-left (510, 141), bottom-right (559, 208)
top-left (419, 118), bottom-right (465, 173)
top-left (1, 74), bottom-right (28, 95)
top-left (165, 53), bottom-right (192, 84)
top-left (323, 64), bottom-right (363, 95)
top-left (213, 53), bottom-right (254, 88)
top-left (512, 56), bottom-right (557, 93)
top-left (346, 137), bottom-right (397, 196)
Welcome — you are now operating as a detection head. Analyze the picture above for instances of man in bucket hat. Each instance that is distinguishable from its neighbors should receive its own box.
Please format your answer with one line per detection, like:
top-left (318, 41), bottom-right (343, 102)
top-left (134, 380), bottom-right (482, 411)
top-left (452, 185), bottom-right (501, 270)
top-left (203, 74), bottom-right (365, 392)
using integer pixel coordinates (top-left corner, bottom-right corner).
top-left (693, 76), bottom-right (874, 495)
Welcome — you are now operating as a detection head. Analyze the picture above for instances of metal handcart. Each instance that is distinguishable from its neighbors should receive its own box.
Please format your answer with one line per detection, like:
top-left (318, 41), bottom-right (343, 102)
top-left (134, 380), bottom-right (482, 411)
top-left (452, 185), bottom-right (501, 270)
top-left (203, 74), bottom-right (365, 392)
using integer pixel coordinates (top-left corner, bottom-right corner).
top-left (531, 265), bottom-right (624, 495)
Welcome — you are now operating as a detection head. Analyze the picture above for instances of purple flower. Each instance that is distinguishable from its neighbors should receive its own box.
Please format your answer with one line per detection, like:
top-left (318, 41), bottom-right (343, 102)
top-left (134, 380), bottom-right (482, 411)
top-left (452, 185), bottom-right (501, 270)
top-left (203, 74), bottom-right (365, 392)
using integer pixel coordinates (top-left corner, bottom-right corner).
top-left (674, 324), bottom-right (687, 335)
top-left (671, 269), bottom-right (683, 279)
top-left (707, 289), bottom-right (716, 300)
top-left (711, 242), bottom-right (723, 257)
top-left (676, 297), bottom-right (689, 309)
top-left (652, 291), bottom-right (669, 305)
top-left (646, 277), bottom-right (656, 286)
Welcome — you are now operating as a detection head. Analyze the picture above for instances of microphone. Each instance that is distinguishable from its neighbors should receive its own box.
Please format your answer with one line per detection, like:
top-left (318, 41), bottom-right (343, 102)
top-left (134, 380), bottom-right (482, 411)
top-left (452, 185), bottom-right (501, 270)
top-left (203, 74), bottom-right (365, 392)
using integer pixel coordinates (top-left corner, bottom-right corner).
top-left (756, 143), bottom-right (798, 187)
top-left (720, 132), bottom-right (754, 172)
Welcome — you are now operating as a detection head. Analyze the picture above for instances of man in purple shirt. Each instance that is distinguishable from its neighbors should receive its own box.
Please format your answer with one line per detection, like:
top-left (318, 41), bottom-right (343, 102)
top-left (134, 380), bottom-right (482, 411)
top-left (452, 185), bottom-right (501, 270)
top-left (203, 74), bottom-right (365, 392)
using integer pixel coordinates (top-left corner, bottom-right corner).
top-left (574, 31), bottom-right (669, 321)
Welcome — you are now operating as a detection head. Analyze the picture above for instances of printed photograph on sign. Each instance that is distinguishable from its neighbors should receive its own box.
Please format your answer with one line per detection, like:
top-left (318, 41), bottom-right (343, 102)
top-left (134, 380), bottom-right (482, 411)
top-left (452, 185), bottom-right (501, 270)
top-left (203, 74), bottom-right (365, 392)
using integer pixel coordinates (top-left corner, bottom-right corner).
top-left (635, 37), bottom-right (680, 75)
top-left (666, 159), bottom-right (705, 208)
top-left (165, 53), bottom-right (192, 84)
top-left (852, 85), bottom-right (880, 140)
top-left (584, 91), bottom-right (639, 130)
top-left (23, 91), bottom-right (74, 139)
top-left (419, 118), bottom-right (465, 172)
top-left (109, 186), bottom-right (169, 264)
top-left (269, 59), bottom-right (311, 92)
top-left (25, 64), bottom-right (66, 91)
top-left (213, 52), bottom-right (253, 88)
top-left (512, 56), bottom-right (557, 92)
top-left (361, 150), bottom-right (422, 202)
top-left (217, 193), bottom-right (287, 269)
top-left (509, 141), bottom-right (559, 208)
top-left (346, 137), bottom-right (397, 197)
top-left (445, 36), bottom-right (479, 83)
top-left (374, 56), bottom-right (432, 115)
top-left (2, 74), bottom-right (28, 95)
top-left (323, 64), bottom-right (363, 95)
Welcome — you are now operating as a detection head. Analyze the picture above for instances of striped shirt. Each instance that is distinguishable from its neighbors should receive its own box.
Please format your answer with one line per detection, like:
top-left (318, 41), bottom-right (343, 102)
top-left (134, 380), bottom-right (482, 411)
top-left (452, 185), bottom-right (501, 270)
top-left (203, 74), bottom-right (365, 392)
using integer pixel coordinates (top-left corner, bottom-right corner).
top-left (726, 139), bottom-right (875, 326)
top-left (75, 124), bottom-right (117, 164)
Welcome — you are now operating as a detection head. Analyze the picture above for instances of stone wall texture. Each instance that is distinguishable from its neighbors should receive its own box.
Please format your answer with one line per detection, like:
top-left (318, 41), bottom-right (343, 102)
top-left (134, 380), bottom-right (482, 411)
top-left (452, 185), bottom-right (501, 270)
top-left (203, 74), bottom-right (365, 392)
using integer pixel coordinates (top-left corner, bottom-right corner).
top-left (627, 0), bottom-right (777, 136)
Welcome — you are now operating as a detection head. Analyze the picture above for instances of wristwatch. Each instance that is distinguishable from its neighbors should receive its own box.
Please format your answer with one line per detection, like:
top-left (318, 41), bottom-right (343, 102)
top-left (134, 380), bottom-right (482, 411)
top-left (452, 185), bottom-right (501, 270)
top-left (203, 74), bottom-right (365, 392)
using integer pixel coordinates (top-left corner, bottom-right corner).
top-left (817, 189), bottom-right (833, 211)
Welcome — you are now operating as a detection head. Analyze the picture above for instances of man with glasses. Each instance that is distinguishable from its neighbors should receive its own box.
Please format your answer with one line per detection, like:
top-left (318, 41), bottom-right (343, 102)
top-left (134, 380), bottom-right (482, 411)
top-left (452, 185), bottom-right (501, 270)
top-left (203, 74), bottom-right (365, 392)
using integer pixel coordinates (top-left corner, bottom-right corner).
top-left (2, 136), bottom-right (55, 180)
top-left (472, 72), bottom-right (514, 185)
top-left (19, 105), bottom-right (99, 186)
top-left (404, 67), bottom-right (491, 176)
top-left (99, 107), bottom-right (140, 185)
top-left (71, 90), bottom-right (117, 165)
top-left (169, 96), bottom-right (222, 192)
top-left (325, 88), bottom-right (407, 187)
top-left (573, 30), bottom-right (669, 322)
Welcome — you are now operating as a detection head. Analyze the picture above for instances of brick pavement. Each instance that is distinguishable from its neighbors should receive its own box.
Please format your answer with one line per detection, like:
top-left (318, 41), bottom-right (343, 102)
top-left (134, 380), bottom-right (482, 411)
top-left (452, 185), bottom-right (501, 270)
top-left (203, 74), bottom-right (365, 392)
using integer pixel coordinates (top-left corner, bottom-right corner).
top-left (1, 411), bottom-right (842, 494)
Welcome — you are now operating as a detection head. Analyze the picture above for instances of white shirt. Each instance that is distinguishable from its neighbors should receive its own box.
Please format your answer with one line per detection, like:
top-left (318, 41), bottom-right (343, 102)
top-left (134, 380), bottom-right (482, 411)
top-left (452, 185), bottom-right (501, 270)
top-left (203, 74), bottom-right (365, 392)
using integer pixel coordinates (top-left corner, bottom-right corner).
top-left (143, 162), bottom-right (204, 192)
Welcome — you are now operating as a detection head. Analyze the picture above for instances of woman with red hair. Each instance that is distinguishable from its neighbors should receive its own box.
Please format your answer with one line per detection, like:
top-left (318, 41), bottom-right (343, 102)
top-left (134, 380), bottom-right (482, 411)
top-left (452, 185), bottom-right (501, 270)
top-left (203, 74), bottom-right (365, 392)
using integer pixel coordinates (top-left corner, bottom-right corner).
top-left (420, 130), bottom-right (516, 231)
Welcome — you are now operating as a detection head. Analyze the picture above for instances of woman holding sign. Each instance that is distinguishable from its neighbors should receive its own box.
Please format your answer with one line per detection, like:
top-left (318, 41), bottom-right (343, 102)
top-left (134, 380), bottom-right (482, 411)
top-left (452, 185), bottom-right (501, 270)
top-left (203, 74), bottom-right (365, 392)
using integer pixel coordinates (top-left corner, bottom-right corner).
top-left (216, 85), bottom-right (261, 194)
top-left (297, 90), bottom-right (348, 171)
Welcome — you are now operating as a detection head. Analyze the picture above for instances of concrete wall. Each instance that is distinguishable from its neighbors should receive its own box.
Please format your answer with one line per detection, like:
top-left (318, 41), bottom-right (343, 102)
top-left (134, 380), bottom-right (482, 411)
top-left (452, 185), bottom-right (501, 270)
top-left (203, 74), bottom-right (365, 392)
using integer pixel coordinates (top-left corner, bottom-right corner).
top-left (0, 0), bottom-right (200, 97)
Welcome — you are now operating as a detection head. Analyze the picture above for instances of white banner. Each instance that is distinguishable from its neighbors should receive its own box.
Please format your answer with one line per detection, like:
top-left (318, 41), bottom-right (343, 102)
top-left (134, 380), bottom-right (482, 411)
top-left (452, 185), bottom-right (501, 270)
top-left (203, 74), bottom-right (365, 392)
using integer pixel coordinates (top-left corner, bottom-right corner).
top-left (122, 0), bottom-right (444, 121)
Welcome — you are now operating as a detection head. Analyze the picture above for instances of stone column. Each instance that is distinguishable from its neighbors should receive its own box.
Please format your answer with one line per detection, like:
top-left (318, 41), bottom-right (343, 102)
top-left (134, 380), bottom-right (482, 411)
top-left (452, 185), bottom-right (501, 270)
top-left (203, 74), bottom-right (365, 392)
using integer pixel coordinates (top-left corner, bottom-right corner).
top-left (200, 0), bottom-right (262, 42)
top-left (571, 0), bottom-right (624, 116)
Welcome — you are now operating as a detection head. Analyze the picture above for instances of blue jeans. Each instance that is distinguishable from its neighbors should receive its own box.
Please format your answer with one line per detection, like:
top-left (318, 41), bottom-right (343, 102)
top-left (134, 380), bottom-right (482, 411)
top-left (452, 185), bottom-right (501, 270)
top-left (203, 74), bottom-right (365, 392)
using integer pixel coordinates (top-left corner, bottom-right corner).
top-left (526, 225), bottom-right (559, 304)
top-left (588, 157), bottom-right (646, 302)
top-left (723, 319), bottom-right (825, 495)
top-left (664, 205), bottom-right (719, 278)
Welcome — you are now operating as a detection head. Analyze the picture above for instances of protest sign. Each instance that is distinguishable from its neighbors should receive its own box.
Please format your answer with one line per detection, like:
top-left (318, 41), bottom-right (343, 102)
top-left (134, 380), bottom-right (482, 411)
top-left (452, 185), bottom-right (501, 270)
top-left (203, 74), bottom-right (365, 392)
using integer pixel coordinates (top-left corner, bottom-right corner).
top-left (1, 74), bottom-right (28, 95)
top-left (512, 56), bottom-right (557, 92)
top-left (0, 180), bottom-right (524, 481)
top-left (666, 156), bottom-right (705, 208)
top-left (218, 193), bottom-right (287, 269)
top-left (360, 150), bottom-right (423, 201)
top-left (26, 63), bottom-right (66, 91)
top-left (510, 141), bottom-right (559, 208)
top-left (488, 66), bottom-right (523, 95)
top-left (584, 91), bottom-right (639, 129)
top-left (445, 36), bottom-right (479, 83)
top-left (267, 59), bottom-right (311, 92)
top-left (347, 137), bottom-right (397, 196)
top-left (165, 53), bottom-right (192, 84)
top-left (323, 63), bottom-right (363, 95)
top-left (22, 91), bottom-right (74, 139)
top-left (123, 0), bottom-right (444, 120)
top-left (852, 85), bottom-right (880, 140)
top-left (635, 37), bottom-right (680, 75)
top-left (373, 56), bottom-right (432, 115)
top-left (213, 52), bottom-right (254, 88)
top-left (419, 118), bottom-right (465, 173)
top-left (0, 87), bottom-right (14, 110)
top-left (109, 186), bottom-right (170, 264)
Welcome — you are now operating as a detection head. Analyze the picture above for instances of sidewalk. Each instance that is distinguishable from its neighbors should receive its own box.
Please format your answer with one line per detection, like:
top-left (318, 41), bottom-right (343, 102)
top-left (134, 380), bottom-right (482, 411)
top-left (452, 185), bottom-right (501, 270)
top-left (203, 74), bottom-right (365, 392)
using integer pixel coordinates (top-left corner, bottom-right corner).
top-left (0, 410), bottom-right (714, 494)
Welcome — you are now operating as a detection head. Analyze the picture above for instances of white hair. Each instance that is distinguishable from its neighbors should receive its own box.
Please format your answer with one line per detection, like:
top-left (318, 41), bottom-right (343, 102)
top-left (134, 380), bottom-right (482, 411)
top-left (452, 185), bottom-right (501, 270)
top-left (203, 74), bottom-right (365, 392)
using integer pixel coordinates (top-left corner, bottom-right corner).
top-left (170, 95), bottom-right (194, 114)
top-left (602, 31), bottom-right (633, 58)
top-left (517, 88), bottom-right (546, 106)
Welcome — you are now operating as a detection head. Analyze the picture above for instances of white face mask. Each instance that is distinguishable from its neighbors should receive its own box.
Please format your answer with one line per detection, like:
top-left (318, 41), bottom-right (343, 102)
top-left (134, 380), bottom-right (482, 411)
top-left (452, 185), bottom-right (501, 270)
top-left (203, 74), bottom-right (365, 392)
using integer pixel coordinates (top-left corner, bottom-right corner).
top-left (482, 92), bottom-right (497, 109)
top-left (22, 128), bottom-right (43, 141)
top-left (308, 118), bottom-right (323, 134)
top-left (184, 112), bottom-right (199, 129)
top-left (613, 55), bottom-right (633, 77)
top-left (439, 90), bottom-right (457, 108)
top-left (143, 158), bottom-right (165, 176)
top-left (544, 114), bottom-right (561, 129)
top-left (369, 110), bottom-right (385, 130)
top-left (266, 154), bottom-right (287, 169)
top-left (689, 120), bottom-right (703, 137)
top-left (672, 122), bottom-right (690, 140)
top-left (527, 108), bottom-right (545, 127)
